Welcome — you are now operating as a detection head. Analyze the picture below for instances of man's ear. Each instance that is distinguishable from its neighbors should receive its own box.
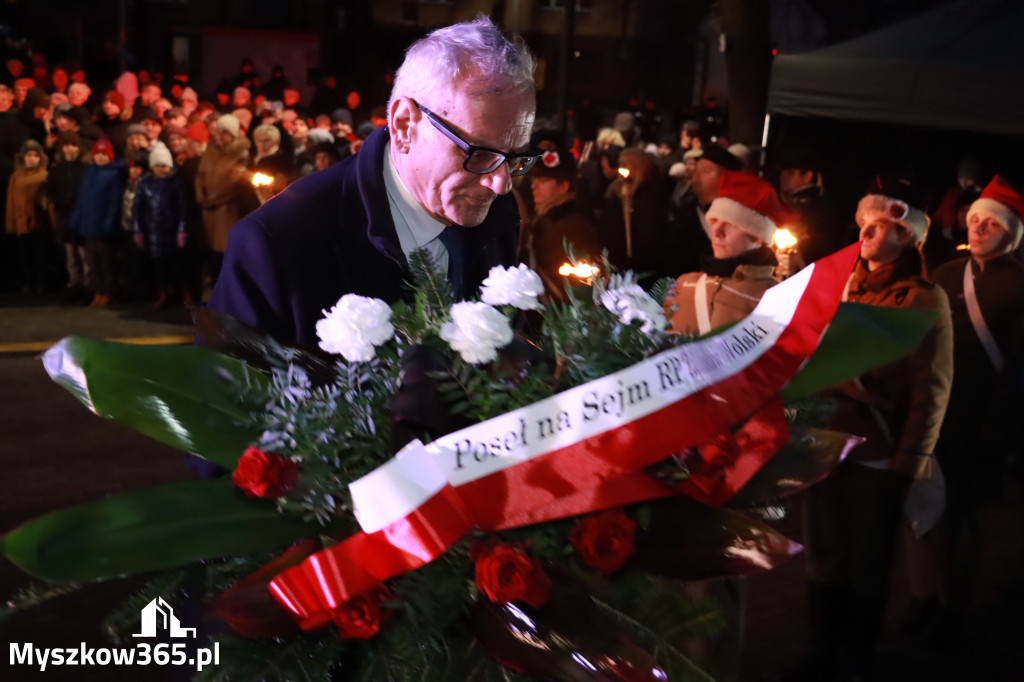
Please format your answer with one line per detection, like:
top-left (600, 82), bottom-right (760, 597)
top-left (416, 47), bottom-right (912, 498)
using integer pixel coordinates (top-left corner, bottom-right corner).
top-left (389, 97), bottom-right (416, 154)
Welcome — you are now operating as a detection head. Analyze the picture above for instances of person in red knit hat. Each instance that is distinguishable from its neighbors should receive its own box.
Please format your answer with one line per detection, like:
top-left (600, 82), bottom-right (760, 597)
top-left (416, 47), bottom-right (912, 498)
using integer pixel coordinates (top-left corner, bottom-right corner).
top-left (918, 175), bottom-right (1024, 645)
top-left (663, 170), bottom-right (793, 335)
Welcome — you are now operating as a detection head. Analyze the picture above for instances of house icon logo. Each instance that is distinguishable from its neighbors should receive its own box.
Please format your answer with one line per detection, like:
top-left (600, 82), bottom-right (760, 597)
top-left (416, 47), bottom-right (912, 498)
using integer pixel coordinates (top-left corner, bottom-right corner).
top-left (132, 597), bottom-right (197, 638)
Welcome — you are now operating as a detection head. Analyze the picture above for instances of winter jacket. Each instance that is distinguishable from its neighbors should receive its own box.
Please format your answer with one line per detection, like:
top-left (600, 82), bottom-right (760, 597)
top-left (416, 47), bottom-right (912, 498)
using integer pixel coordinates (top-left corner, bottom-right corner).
top-left (43, 157), bottom-right (85, 240)
top-left (665, 246), bottom-right (779, 336)
top-left (132, 172), bottom-right (187, 258)
top-left (830, 251), bottom-right (953, 477)
top-left (195, 136), bottom-right (253, 253)
top-left (208, 126), bottom-right (520, 346)
top-left (68, 160), bottom-right (127, 239)
top-left (931, 254), bottom-right (1024, 506)
top-left (4, 139), bottom-right (48, 236)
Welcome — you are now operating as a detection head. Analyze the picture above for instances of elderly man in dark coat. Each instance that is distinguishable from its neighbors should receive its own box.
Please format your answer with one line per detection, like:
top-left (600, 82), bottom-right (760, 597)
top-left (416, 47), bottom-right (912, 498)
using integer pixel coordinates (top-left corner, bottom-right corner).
top-left (208, 16), bottom-right (539, 346)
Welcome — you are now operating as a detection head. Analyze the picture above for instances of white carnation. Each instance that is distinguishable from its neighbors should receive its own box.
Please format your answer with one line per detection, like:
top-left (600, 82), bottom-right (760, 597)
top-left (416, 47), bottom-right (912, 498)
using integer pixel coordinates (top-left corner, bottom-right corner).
top-left (440, 302), bottom-right (514, 365)
top-left (316, 294), bottom-right (394, 362)
top-left (600, 284), bottom-right (667, 333)
top-left (479, 264), bottom-right (544, 310)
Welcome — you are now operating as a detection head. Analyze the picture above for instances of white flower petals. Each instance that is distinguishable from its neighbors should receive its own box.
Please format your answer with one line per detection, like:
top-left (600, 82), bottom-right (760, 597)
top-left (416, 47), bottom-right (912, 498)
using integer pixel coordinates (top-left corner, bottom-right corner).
top-left (316, 295), bottom-right (395, 362)
top-left (480, 264), bottom-right (544, 310)
top-left (440, 302), bottom-right (514, 364)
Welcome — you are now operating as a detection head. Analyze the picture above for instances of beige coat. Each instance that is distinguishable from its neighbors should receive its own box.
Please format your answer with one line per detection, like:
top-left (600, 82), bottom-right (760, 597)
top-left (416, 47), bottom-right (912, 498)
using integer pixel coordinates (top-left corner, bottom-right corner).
top-left (664, 263), bottom-right (778, 336)
top-left (5, 142), bottom-right (48, 236)
top-left (195, 136), bottom-right (253, 253)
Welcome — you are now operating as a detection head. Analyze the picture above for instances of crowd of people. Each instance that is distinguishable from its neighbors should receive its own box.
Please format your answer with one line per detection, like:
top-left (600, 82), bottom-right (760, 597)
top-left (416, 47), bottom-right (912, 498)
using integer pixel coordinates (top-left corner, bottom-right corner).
top-left (3, 18), bottom-right (1023, 682)
top-left (0, 54), bottom-right (378, 306)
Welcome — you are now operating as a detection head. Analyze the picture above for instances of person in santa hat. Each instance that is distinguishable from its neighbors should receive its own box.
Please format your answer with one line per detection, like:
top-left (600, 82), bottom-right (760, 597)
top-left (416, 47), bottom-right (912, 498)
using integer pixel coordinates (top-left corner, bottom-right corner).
top-left (663, 170), bottom-right (790, 335)
top-left (919, 175), bottom-right (1024, 645)
top-left (785, 176), bottom-right (953, 682)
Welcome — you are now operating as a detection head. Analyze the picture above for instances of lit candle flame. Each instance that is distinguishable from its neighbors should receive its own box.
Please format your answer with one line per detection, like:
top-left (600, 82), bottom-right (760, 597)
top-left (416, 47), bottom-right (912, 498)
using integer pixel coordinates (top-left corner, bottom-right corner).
top-left (559, 261), bottom-right (600, 281)
top-left (252, 172), bottom-right (274, 187)
top-left (773, 228), bottom-right (797, 250)
top-left (618, 167), bottom-right (630, 179)
top-left (956, 243), bottom-right (971, 250)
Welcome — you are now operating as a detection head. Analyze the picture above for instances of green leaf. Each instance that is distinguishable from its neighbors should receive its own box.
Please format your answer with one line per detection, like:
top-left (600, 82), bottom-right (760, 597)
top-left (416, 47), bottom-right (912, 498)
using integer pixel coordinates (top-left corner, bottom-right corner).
top-left (41, 336), bottom-right (266, 467)
top-left (0, 479), bottom-right (315, 582)
top-left (781, 302), bottom-right (937, 401)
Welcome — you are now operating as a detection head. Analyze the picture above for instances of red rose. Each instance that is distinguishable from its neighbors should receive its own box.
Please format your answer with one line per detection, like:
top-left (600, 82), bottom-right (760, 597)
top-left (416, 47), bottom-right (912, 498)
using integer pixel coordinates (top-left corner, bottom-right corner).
top-left (569, 509), bottom-right (637, 576)
top-left (474, 544), bottom-right (551, 608)
top-left (332, 587), bottom-right (392, 640)
top-left (232, 446), bottom-right (299, 499)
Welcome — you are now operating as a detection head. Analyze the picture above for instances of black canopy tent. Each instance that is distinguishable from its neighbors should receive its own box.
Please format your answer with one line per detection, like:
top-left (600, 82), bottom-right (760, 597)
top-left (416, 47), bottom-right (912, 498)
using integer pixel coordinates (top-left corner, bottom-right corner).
top-left (766, 0), bottom-right (1024, 136)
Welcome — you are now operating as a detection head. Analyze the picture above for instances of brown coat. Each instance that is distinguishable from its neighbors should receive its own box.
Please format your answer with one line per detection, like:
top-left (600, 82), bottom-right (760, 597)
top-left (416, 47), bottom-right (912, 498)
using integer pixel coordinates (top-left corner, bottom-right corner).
top-left (195, 136), bottom-right (252, 253)
top-left (664, 263), bottom-right (778, 336)
top-left (5, 142), bottom-right (48, 236)
top-left (831, 252), bottom-right (953, 476)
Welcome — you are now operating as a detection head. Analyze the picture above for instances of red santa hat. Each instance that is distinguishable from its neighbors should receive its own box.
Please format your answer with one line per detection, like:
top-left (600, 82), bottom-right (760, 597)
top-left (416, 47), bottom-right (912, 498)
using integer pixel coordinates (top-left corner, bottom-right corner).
top-left (967, 175), bottom-right (1024, 248)
top-left (705, 170), bottom-right (793, 243)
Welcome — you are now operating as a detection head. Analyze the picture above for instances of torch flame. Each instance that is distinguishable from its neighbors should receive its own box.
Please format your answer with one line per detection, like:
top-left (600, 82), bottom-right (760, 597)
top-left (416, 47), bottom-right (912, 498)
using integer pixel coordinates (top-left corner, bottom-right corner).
top-left (618, 167), bottom-right (630, 179)
top-left (252, 172), bottom-right (274, 187)
top-left (559, 261), bottom-right (600, 281)
top-left (956, 243), bottom-right (971, 251)
top-left (773, 228), bottom-right (798, 251)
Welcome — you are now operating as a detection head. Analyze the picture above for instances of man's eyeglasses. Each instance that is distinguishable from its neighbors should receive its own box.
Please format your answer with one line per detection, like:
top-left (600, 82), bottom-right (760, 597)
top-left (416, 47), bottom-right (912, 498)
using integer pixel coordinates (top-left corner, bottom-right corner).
top-left (414, 101), bottom-right (540, 177)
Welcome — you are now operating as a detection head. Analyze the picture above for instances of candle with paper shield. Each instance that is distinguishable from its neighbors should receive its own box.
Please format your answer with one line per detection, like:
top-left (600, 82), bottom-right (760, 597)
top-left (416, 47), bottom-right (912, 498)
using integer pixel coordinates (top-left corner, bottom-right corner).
top-left (619, 167), bottom-right (633, 258)
top-left (773, 227), bottom-right (799, 278)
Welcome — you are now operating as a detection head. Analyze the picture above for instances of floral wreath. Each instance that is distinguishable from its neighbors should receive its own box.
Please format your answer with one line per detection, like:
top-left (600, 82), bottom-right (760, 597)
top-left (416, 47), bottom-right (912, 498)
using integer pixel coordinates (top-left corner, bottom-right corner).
top-left (1, 246), bottom-right (933, 681)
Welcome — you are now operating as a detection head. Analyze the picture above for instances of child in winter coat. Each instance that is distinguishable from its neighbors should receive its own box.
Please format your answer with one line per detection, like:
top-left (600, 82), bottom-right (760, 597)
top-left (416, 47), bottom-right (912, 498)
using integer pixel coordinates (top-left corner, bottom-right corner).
top-left (44, 130), bottom-right (88, 302)
top-left (5, 138), bottom-right (51, 292)
top-left (132, 142), bottom-right (187, 307)
top-left (68, 137), bottom-right (126, 307)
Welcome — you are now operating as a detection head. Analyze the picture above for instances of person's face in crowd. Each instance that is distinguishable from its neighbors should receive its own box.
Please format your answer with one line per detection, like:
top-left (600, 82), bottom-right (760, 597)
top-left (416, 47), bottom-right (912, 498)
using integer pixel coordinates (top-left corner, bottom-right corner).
top-left (141, 84), bottom-right (161, 106)
top-left (7, 59), bottom-right (22, 78)
top-left (778, 168), bottom-right (814, 194)
top-left (253, 131), bottom-right (277, 156)
top-left (709, 218), bottom-right (760, 259)
top-left (62, 143), bottom-right (79, 162)
top-left (127, 133), bottom-right (148, 152)
top-left (346, 91), bottom-right (360, 110)
top-left (154, 98), bottom-right (172, 118)
top-left (680, 129), bottom-right (695, 150)
top-left (691, 159), bottom-right (723, 206)
top-left (283, 89), bottom-right (300, 107)
top-left (280, 109), bottom-right (298, 133)
top-left (858, 212), bottom-right (909, 268)
top-left (14, 82), bottom-right (29, 107)
top-left (167, 132), bottom-right (186, 155)
top-left (93, 151), bottom-right (110, 166)
top-left (180, 97), bottom-right (197, 116)
top-left (967, 213), bottom-right (1013, 262)
top-left (682, 156), bottom-right (698, 177)
top-left (128, 164), bottom-right (143, 182)
top-left (52, 68), bottom-right (68, 92)
top-left (215, 128), bottom-right (235, 147)
top-left (657, 143), bottom-right (673, 158)
top-left (170, 83), bottom-right (183, 100)
top-left (152, 164), bottom-right (172, 179)
top-left (0, 88), bottom-right (12, 112)
top-left (291, 117), bottom-right (308, 144)
top-left (166, 112), bottom-right (187, 128)
top-left (233, 89), bottom-right (251, 108)
top-left (691, 137), bottom-right (703, 151)
top-left (138, 70), bottom-right (151, 85)
top-left (332, 120), bottom-right (352, 139)
top-left (398, 87), bottom-right (534, 227)
top-left (314, 150), bottom-right (334, 171)
top-left (216, 92), bottom-right (229, 107)
top-left (102, 98), bottom-right (122, 119)
top-left (22, 149), bottom-right (41, 170)
top-left (55, 114), bottom-right (75, 132)
top-left (530, 176), bottom-right (570, 215)
top-left (143, 119), bottom-right (162, 141)
top-left (314, 114), bottom-right (331, 131)
top-left (68, 85), bottom-right (89, 107)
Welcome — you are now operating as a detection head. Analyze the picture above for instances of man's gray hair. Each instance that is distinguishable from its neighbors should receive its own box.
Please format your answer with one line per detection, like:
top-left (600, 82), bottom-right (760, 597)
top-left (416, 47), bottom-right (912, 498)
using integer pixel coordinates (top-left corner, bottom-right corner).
top-left (388, 15), bottom-right (535, 114)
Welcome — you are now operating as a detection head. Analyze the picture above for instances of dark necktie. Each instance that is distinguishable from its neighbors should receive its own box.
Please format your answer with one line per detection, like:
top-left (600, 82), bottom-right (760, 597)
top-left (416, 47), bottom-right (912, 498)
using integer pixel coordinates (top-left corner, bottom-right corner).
top-left (438, 226), bottom-right (465, 300)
